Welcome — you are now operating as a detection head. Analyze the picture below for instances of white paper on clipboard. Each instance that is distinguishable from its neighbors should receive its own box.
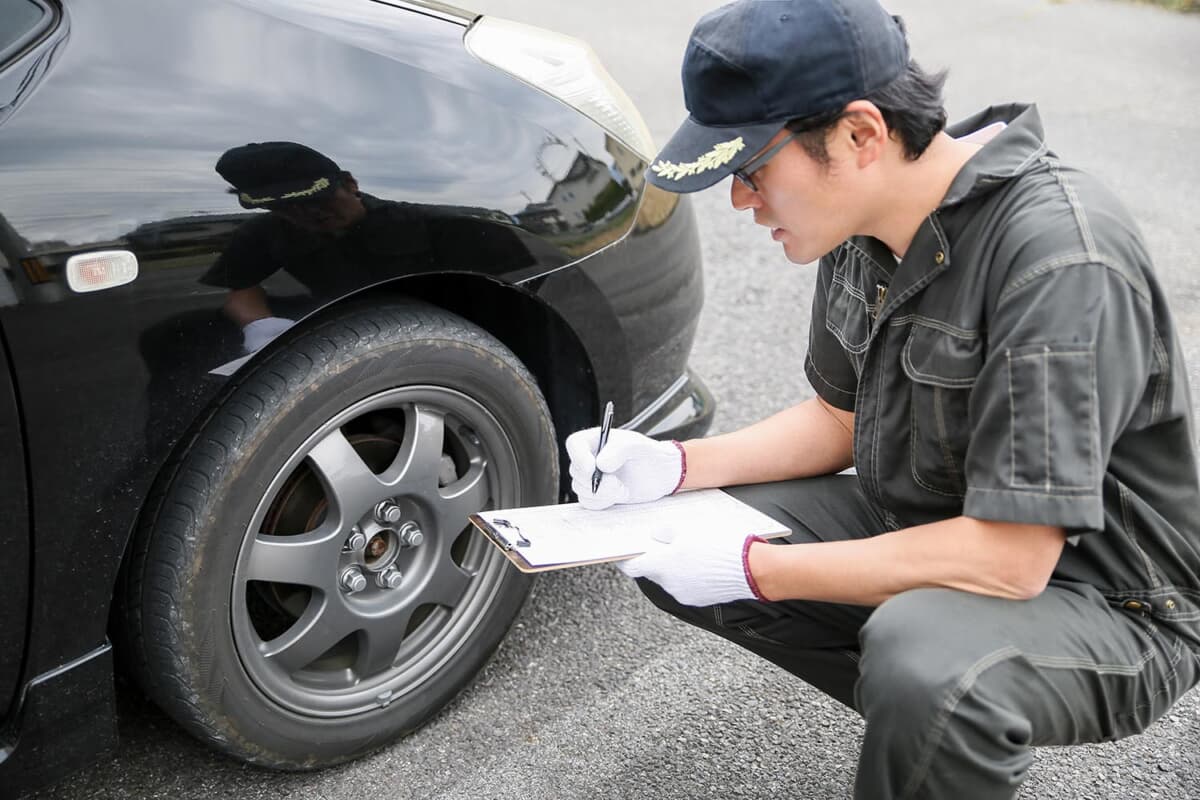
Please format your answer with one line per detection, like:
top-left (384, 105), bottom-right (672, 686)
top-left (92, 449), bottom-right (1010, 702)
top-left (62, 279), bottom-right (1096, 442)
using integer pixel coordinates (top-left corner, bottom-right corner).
top-left (472, 488), bottom-right (789, 571)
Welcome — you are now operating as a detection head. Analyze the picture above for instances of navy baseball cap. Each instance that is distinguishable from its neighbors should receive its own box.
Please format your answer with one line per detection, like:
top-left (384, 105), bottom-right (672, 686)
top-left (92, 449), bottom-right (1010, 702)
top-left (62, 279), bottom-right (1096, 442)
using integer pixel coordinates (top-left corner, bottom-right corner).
top-left (647, 0), bottom-right (908, 193)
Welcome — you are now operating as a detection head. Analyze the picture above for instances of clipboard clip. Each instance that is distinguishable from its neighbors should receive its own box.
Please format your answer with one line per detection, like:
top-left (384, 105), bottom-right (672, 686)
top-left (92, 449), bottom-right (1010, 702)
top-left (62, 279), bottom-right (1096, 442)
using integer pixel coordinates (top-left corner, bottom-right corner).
top-left (491, 518), bottom-right (530, 549)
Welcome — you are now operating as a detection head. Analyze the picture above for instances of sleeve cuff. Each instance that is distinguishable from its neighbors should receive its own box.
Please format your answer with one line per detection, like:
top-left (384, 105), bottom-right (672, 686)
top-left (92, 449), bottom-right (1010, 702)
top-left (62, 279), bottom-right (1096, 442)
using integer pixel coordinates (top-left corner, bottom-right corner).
top-left (963, 486), bottom-right (1103, 530)
top-left (804, 355), bottom-right (857, 412)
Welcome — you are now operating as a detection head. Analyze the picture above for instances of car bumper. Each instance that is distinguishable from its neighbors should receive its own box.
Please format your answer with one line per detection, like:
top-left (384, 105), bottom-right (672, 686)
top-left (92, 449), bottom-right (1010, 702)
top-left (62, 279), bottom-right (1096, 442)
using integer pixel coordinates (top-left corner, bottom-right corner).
top-left (0, 644), bottom-right (117, 796)
top-left (624, 367), bottom-right (714, 442)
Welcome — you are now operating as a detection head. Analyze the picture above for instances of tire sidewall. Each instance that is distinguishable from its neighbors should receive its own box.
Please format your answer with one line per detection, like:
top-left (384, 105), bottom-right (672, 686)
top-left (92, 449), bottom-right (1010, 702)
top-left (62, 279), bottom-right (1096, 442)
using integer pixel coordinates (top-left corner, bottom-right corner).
top-left (141, 305), bottom-right (556, 766)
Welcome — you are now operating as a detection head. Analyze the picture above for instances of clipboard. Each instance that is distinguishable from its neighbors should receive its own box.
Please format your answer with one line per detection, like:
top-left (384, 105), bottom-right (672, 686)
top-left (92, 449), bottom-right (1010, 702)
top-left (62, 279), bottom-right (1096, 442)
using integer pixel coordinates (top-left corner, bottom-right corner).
top-left (470, 488), bottom-right (791, 573)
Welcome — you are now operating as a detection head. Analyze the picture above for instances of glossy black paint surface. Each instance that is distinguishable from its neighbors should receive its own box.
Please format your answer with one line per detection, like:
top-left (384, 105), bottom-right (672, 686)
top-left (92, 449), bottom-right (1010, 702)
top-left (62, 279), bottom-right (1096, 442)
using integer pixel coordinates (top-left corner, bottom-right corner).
top-left (0, 335), bottom-right (28, 723)
top-left (0, 0), bottom-right (707, 790)
top-left (0, 646), bottom-right (116, 793)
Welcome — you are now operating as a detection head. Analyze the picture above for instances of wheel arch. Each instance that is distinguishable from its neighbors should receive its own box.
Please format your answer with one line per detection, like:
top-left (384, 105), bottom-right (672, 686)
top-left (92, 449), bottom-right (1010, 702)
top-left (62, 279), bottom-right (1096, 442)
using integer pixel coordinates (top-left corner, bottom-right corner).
top-left (316, 273), bottom-right (600, 502)
top-left (111, 272), bottom-right (595, 652)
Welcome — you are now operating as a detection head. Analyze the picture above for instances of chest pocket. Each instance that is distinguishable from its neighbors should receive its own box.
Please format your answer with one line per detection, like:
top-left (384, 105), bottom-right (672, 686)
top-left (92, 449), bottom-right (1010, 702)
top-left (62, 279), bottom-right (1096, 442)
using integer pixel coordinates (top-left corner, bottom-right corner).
top-left (826, 272), bottom-right (873, 369)
top-left (901, 323), bottom-right (984, 497)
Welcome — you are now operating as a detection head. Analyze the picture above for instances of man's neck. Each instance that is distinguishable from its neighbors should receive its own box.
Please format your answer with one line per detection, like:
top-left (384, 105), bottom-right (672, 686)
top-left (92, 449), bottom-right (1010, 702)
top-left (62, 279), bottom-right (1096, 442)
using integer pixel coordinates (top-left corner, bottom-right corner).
top-left (870, 132), bottom-right (983, 259)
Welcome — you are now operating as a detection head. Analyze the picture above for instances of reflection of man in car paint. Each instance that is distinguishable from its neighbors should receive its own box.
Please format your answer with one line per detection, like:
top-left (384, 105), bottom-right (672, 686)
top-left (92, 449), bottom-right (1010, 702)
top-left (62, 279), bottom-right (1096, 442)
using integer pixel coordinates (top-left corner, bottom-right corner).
top-left (202, 142), bottom-right (446, 353)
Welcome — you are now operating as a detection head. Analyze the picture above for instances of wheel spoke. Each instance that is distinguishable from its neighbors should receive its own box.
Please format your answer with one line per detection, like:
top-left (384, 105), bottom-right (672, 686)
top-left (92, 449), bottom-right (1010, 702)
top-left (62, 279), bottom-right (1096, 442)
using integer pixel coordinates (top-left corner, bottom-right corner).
top-left (355, 607), bottom-right (415, 677)
top-left (243, 528), bottom-right (340, 588)
top-left (307, 428), bottom-right (387, 526)
top-left (381, 405), bottom-right (446, 489)
top-left (260, 595), bottom-right (346, 674)
top-left (434, 462), bottom-right (491, 533)
top-left (418, 556), bottom-right (475, 608)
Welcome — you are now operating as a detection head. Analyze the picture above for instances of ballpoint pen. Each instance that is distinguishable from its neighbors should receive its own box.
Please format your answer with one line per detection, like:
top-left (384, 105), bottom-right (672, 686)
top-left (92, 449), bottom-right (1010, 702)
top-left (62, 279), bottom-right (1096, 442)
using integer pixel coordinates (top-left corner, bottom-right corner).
top-left (591, 400), bottom-right (615, 494)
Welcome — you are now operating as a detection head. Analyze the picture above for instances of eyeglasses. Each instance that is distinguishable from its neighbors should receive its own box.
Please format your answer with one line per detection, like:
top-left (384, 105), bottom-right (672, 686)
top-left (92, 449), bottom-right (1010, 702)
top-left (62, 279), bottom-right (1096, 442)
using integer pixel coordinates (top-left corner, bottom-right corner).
top-left (732, 132), bottom-right (799, 192)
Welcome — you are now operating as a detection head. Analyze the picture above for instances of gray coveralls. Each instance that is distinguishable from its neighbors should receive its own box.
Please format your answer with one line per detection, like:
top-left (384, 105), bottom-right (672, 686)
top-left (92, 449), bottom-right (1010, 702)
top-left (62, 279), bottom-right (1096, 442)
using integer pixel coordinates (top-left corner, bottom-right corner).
top-left (638, 104), bottom-right (1200, 798)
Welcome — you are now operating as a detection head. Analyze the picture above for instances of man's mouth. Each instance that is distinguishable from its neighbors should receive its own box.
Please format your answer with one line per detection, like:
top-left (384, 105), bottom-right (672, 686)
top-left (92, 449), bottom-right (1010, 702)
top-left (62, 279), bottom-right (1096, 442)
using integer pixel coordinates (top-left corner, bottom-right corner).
top-left (771, 227), bottom-right (786, 241)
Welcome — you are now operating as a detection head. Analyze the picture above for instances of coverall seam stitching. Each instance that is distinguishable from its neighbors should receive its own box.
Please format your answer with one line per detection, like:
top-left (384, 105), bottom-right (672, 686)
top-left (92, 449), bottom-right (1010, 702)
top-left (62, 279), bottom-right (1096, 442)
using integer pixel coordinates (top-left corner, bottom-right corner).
top-left (898, 645), bottom-right (1023, 799)
top-left (969, 486), bottom-right (1097, 498)
top-left (832, 272), bottom-right (868, 302)
top-left (1008, 350), bottom-right (1016, 487)
top-left (888, 314), bottom-right (979, 339)
top-left (1042, 155), bottom-right (1098, 258)
top-left (910, 399), bottom-right (966, 498)
top-left (1008, 349), bottom-right (1090, 361)
top-left (806, 354), bottom-right (857, 397)
top-left (934, 385), bottom-right (964, 490)
top-left (1119, 483), bottom-right (1164, 590)
top-left (843, 240), bottom-right (894, 282)
top-left (1104, 586), bottom-right (1200, 599)
top-left (827, 318), bottom-right (871, 355)
top-left (900, 637), bottom-right (1167, 799)
top-left (1151, 332), bottom-right (1169, 424)
top-left (1043, 347), bottom-right (1050, 493)
top-left (999, 256), bottom-right (1150, 304)
top-left (1003, 348), bottom-right (1095, 491)
top-left (825, 274), bottom-right (871, 354)
top-left (900, 333), bottom-right (978, 388)
top-left (871, 335), bottom-right (887, 500)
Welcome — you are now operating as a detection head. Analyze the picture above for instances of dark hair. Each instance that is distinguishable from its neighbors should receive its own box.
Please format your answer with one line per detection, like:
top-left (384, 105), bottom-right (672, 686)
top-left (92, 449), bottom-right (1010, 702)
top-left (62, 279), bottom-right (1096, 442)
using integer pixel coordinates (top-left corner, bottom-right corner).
top-left (786, 59), bottom-right (949, 165)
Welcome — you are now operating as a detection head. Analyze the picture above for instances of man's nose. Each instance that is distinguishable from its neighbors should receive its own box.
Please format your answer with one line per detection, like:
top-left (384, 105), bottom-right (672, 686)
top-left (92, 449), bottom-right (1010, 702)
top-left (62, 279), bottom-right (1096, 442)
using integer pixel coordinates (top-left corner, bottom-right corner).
top-left (730, 177), bottom-right (760, 211)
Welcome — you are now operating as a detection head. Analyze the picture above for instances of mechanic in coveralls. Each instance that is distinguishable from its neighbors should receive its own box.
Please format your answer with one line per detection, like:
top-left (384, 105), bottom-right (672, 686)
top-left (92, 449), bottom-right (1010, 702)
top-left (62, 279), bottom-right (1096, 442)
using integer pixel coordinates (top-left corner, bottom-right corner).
top-left (568, 1), bottom-right (1200, 797)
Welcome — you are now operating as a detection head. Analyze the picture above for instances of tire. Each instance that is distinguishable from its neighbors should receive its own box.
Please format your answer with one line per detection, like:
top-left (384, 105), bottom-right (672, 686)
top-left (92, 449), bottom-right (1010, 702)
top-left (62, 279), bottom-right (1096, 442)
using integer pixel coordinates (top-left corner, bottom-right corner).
top-left (121, 299), bottom-right (557, 768)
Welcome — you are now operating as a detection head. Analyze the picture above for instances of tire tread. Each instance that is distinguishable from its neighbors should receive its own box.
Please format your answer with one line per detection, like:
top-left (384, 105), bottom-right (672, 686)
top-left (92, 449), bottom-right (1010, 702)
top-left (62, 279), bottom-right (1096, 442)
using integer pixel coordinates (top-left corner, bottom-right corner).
top-left (121, 299), bottom-right (554, 767)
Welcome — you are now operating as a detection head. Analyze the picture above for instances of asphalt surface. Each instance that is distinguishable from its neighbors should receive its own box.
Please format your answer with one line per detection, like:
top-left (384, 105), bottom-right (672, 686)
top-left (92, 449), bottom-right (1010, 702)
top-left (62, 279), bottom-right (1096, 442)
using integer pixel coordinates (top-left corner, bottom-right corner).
top-left (31, 1), bottom-right (1200, 798)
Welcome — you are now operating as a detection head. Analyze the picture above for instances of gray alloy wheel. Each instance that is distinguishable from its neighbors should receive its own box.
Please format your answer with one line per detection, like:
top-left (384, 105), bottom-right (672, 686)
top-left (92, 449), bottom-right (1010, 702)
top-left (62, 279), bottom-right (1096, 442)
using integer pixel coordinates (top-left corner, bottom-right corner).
top-left (231, 386), bottom-right (518, 717)
top-left (122, 300), bottom-right (558, 767)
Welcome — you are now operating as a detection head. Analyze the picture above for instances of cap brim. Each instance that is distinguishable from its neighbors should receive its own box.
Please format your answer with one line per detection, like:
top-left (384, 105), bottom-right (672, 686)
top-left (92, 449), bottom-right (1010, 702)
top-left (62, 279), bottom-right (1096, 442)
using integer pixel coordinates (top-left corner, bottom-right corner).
top-left (234, 175), bottom-right (339, 209)
top-left (645, 116), bottom-right (785, 193)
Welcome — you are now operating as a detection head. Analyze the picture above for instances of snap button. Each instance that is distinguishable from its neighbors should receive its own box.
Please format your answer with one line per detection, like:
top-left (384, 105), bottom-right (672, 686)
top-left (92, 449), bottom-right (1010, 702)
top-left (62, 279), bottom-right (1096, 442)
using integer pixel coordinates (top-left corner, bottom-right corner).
top-left (1122, 600), bottom-right (1146, 612)
top-left (934, 250), bottom-right (945, 265)
top-left (1166, 599), bottom-right (1177, 610)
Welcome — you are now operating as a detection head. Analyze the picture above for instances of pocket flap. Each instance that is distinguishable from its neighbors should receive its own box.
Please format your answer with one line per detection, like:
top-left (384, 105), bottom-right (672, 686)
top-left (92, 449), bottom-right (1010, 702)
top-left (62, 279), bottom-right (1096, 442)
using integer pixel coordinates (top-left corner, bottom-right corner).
top-left (901, 323), bottom-right (983, 388)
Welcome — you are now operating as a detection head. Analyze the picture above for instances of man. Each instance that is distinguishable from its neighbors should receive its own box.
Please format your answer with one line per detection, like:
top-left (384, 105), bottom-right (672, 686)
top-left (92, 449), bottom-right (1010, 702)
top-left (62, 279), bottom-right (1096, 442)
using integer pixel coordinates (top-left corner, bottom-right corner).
top-left (201, 142), bottom-right (440, 352)
top-left (566, 1), bottom-right (1200, 797)
top-left (203, 142), bottom-right (535, 353)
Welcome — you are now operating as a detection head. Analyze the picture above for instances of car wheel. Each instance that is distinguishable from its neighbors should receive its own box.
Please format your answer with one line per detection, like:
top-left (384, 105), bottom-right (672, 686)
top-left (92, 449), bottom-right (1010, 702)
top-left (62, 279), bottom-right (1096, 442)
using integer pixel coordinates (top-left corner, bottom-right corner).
top-left (122, 299), bottom-right (557, 767)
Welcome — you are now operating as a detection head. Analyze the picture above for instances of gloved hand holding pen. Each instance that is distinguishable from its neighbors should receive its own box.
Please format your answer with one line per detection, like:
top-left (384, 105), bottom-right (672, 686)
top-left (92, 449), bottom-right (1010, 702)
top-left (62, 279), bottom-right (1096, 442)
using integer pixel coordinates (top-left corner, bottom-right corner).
top-left (566, 427), bottom-right (686, 510)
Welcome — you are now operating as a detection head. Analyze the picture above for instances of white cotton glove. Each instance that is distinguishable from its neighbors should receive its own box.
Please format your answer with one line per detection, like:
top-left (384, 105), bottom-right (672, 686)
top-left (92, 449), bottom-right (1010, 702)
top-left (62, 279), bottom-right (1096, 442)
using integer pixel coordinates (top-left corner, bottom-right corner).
top-left (616, 529), bottom-right (768, 607)
top-left (241, 316), bottom-right (295, 353)
top-left (566, 427), bottom-right (685, 510)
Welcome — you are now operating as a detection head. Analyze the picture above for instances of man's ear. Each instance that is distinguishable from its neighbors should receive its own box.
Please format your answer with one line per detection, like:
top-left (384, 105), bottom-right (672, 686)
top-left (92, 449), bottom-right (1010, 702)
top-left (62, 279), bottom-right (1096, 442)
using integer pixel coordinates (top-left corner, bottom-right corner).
top-left (840, 100), bottom-right (887, 169)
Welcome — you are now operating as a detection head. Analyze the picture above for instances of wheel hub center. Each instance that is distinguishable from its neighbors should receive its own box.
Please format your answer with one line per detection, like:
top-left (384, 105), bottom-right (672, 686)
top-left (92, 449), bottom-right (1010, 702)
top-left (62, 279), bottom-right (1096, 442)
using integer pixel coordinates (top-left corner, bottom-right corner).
top-left (362, 530), bottom-right (398, 570)
top-left (365, 533), bottom-right (389, 561)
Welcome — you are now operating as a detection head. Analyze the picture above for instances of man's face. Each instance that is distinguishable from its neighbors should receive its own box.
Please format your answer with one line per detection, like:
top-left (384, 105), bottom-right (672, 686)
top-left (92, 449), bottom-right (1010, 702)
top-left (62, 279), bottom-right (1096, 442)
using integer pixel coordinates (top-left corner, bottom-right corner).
top-left (730, 126), bottom-right (868, 265)
top-left (273, 179), bottom-right (367, 234)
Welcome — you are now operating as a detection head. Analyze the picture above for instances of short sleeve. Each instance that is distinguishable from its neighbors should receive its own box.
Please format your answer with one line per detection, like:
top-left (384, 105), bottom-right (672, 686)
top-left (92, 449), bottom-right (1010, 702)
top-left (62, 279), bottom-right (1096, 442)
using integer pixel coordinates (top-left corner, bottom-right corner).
top-left (962, 262), bottom-right (1154, 530)
top-left (804, 253), bottom-right (860, 411)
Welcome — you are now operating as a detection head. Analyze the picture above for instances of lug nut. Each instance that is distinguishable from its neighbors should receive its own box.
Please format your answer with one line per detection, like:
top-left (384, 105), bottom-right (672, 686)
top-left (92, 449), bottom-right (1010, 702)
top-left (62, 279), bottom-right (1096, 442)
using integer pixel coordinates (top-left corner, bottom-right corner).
top-left (398, 521), bottom-right (424, 548)
top-left (346, 529), bottom-right (368, 551)
top-left (375, 500), bottom-right (402, 525)
top-left (377, 566), bottom-right (403, 589)
top-left (340, 566), bottom-right (367, 594)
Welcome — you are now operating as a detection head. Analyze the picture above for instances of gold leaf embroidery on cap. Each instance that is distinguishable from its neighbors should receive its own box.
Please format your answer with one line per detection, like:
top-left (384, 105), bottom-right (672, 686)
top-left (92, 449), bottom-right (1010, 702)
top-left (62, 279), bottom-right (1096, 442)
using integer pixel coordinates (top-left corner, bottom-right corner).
top-left (239, 176), bottom-right (332, 206)
top-left (651, 137), bottom-right (745, 182)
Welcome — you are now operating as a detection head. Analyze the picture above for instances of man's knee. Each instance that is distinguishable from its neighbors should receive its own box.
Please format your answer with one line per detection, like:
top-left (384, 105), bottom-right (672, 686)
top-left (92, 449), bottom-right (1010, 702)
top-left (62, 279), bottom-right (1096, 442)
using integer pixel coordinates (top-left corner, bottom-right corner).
top-left (634, 577), bottom-right (712, 627)
top-left (855, 588), bottom-right (991, 714)
top-left (854, 591), bottom-right (1039, 797)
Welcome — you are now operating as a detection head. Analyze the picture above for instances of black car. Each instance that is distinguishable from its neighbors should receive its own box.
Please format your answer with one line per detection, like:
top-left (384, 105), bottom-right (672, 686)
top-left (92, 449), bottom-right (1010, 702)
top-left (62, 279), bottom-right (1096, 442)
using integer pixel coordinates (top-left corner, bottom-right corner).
top-left (0, 0), bottom-right (712, 793)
